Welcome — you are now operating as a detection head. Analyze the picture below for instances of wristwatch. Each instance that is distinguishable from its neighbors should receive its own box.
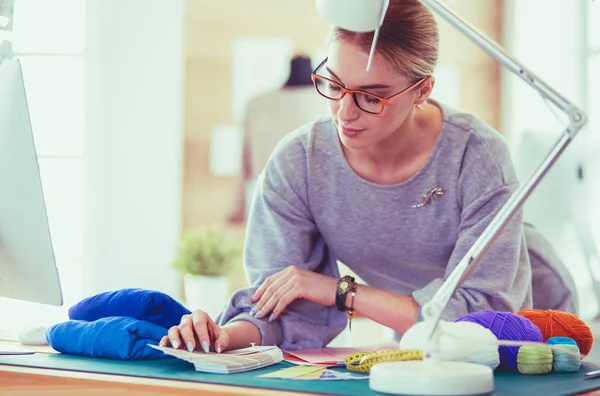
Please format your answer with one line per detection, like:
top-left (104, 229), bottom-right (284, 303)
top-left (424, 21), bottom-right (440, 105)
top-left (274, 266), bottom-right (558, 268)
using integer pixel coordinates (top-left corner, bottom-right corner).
top-left (335, 275), bottom-right (356, 312)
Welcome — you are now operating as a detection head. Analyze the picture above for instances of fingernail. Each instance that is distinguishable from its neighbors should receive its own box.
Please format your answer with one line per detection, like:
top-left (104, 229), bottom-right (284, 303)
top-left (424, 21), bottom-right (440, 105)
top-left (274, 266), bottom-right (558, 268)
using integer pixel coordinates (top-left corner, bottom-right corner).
top-left (172, 340), bottom-right (179, 349)
top-left (269, 313), bottom-right (275, 322)
top-left (255, 310), bottom-right (263, 318)
top-left (187, 341), bottom-right (194, 352)
top-left (201, 340), bottom-right (209, 353)
top-left (217, 345), bottom-right (222, 353)
top-left (249, 306), bottom-right (257, 316)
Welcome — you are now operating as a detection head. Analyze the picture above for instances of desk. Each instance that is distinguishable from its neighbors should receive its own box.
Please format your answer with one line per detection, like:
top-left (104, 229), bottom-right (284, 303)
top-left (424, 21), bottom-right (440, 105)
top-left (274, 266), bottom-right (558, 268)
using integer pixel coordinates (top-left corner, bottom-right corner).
top-left (2, 340), bottom-right (600, 396)
top-left (0, 364), bottom-right (314, 396)
top-left (3, 364), bottom-right (600, 396)
top-left (0, 340), bottom-right (311, 396)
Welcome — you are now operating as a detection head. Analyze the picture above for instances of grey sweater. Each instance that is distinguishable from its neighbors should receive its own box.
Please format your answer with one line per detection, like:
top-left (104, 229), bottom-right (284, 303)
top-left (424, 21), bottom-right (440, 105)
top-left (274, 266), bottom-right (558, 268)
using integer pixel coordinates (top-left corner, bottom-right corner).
top-left (217, 101), bottom-right (575, 350)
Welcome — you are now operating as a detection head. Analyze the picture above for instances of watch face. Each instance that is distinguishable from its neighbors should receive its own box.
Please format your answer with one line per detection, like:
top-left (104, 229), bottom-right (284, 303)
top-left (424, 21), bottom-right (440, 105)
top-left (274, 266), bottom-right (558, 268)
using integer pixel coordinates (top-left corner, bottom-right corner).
top-left (339, 281), bottom-right (349, 291)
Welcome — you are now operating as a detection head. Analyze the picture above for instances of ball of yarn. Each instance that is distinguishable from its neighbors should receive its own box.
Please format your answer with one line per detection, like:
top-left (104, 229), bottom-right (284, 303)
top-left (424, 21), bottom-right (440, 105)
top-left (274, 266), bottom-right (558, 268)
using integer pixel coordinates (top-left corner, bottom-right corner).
top-left (517, 309), bottom-right (594, 357)
top-left (399, 320), bottom-right (500, 369)
top-left (517, 345), bottom-right (553, 375)
top-left (456, 311), bottom-right (543, 371)
top-left (546, 336), bottom-right (581, 372)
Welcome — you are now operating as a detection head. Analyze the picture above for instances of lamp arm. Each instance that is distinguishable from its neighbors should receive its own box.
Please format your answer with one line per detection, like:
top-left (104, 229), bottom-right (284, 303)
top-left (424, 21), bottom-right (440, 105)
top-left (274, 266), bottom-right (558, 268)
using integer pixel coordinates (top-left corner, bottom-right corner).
top-left (418, 0), bottom-right (587, 348)
top-left (420, 0), bottom-right (582, 118)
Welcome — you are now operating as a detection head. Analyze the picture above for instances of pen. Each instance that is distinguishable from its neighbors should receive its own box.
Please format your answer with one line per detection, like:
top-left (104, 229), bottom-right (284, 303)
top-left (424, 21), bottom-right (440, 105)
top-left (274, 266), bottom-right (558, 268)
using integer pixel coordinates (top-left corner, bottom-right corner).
top-left (584, 370), bottom-right (600, 379)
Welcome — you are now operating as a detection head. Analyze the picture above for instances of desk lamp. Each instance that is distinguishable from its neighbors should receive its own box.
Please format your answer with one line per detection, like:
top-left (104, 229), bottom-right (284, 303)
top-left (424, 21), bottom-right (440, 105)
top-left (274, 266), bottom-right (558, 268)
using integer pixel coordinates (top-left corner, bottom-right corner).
top-left (315, 0), bottom-right (587, 394)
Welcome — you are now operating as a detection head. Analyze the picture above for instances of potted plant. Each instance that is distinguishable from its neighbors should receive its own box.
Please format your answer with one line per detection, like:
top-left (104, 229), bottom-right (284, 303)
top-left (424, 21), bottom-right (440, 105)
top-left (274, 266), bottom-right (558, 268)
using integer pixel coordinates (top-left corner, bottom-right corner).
top-left (171, 227), bottom-right (241, 318)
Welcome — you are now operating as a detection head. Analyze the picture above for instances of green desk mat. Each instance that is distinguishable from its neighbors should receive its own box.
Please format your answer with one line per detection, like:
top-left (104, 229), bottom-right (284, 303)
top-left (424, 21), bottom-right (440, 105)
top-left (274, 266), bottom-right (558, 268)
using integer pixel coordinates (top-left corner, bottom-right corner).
top-left (1, 353), bottom-right (600, 396)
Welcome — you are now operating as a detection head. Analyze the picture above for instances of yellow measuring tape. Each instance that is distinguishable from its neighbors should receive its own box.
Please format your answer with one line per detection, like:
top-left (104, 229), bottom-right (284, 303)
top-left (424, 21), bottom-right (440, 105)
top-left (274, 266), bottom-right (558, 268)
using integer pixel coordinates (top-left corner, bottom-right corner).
top-left (344, 349), bottom-right (423, 373)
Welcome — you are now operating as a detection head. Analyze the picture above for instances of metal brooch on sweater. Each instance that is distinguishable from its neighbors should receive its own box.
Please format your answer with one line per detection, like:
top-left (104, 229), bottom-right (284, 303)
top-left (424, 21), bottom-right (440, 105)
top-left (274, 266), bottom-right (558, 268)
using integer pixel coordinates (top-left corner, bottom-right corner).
top-left (412, 186), bottom-right (446, 208)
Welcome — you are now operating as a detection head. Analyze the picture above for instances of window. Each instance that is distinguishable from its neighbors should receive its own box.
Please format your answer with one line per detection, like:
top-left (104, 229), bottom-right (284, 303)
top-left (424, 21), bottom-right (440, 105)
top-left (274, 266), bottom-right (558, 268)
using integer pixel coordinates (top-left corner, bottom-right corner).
top-left (18, 58), bottom-right (85, 157)
top-left (589, 0), bottom-right (600, 52)
top-left (12, 0), bottom-right (85, 54)
top-left (502, 0), bottom-right (599, 319)
top-left (0, 0), bottom-right (85, 333)
top-left (588, 0), bottom-right (600, 147)
top-left (584, 0), bottom-right (600, 318)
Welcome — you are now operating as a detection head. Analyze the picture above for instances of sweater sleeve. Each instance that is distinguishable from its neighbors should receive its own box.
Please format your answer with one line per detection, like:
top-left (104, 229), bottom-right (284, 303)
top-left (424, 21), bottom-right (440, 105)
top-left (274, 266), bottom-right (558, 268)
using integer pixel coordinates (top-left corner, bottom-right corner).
top-left (215, 131), bottom-right (346, 350)
top-left (412, 130), bottom-right (532, 320)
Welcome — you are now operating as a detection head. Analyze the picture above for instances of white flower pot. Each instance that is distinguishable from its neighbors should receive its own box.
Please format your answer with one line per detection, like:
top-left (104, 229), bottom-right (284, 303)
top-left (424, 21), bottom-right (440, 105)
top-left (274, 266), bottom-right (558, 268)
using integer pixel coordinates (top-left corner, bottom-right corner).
top-left (183, 274), bottom-right (230, 320)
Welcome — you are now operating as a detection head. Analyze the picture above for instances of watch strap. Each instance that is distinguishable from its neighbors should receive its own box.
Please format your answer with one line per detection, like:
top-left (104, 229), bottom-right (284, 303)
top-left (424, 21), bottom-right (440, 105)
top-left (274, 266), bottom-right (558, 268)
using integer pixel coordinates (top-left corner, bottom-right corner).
top-left (335, 275), bottom-right (355, 312)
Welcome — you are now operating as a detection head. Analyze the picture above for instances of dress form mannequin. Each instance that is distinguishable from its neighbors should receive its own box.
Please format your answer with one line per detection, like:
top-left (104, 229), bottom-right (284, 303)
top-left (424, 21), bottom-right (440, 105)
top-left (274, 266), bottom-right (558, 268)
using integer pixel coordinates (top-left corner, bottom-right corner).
top-left (228, 55), bottom-right (328, 224)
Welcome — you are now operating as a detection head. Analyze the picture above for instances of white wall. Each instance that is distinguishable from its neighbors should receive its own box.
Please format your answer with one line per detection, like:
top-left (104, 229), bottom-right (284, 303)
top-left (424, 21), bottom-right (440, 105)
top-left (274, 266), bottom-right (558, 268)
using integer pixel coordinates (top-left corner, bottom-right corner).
top-left (84, 0), bottom-right (185, 297)
top-left (501, 0), bottom-right (598, 318)
top-left (501, 0), bottom-right (586, 143)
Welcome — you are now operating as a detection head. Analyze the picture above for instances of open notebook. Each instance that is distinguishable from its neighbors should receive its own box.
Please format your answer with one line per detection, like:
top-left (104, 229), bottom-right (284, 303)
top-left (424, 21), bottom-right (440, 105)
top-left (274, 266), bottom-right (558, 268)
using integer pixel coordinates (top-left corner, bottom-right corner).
top-left (149, 344), bottom-right (283, 374)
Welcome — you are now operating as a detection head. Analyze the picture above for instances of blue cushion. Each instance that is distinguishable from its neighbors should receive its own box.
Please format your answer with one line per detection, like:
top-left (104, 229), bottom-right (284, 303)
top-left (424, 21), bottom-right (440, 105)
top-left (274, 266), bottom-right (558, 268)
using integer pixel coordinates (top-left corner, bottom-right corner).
top-left (46, 316), bottom-right (170, 360)
top-left (68, 288), bottom-right (191, 329)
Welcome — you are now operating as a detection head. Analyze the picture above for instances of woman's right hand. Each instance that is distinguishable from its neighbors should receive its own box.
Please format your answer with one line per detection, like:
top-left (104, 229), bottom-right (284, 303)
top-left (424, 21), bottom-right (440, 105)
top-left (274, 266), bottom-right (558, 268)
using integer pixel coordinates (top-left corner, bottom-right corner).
top-left (159, 310), bottom-right (230, 353)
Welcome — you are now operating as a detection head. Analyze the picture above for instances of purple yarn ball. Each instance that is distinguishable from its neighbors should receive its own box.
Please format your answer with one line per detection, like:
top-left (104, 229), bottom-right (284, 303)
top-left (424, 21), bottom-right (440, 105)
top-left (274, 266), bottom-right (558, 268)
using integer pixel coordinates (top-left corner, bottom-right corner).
top-left (456, 311), bottom-right (543, 371)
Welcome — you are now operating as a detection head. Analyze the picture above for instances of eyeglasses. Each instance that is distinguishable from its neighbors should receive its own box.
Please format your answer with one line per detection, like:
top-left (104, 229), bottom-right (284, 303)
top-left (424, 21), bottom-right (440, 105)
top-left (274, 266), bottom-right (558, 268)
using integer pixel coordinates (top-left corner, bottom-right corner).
top-left (311, 58), bottom-right (428, 115)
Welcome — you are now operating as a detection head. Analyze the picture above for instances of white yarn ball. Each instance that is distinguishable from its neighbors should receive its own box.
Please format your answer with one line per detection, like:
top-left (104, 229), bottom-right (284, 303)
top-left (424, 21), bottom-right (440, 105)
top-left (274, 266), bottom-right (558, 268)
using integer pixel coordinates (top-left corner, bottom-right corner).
top-left (399, 320), bottom-right (500, 370)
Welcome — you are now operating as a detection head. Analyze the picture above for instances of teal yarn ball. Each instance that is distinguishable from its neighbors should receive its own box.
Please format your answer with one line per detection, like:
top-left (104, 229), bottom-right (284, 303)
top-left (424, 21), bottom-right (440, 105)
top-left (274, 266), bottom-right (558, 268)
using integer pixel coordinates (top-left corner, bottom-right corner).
top-left (546, 336), bottom-right (581, 372)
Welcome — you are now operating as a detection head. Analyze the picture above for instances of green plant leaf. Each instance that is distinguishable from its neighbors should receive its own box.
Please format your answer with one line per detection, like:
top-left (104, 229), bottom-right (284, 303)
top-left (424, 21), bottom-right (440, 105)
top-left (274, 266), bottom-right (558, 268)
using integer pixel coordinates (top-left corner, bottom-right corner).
top-left (170, 227), bottom-right (241, 276)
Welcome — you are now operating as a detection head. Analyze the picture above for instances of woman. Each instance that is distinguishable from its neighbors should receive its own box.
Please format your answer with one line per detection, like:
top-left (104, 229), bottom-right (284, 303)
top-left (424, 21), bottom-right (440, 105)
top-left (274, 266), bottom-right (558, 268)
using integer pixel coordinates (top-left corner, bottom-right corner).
top-left (161, 0), bottom-right (577, 354)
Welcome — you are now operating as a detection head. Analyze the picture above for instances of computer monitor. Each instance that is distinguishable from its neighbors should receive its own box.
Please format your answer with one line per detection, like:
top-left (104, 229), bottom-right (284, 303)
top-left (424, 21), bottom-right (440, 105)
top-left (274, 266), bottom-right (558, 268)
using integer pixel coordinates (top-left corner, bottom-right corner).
top-left (0, 58), bottom-right (63, 306)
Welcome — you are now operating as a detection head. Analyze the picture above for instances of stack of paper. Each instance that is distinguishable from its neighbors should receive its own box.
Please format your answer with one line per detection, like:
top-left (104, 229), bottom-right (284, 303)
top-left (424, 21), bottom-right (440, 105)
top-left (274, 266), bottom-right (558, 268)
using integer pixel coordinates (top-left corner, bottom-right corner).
top-left (150, 345), bottom-right (283, 374)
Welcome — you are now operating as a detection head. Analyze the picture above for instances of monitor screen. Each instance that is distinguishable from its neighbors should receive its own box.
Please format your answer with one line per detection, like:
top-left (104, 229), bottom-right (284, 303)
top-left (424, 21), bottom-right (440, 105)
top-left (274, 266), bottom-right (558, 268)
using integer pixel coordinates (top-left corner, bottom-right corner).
top-left (0, 58), bottom-right (63, 306)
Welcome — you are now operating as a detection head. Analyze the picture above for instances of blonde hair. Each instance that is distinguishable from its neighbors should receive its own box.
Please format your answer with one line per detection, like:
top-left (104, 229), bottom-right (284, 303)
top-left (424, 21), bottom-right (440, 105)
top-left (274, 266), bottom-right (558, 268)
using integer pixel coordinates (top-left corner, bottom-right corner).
top-left (331, 0), bottom-right (439, 81)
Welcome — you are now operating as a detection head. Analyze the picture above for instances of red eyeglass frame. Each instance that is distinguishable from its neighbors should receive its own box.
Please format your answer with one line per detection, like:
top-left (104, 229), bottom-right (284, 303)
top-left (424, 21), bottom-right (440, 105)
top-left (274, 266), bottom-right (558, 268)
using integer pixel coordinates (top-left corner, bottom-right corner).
top-left (310, 57), bottom-right (429, 115)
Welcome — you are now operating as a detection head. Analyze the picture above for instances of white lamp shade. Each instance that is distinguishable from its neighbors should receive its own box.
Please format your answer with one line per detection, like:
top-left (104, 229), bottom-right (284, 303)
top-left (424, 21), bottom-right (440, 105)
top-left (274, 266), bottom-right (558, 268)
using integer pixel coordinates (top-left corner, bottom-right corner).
top-left (315, 0), bottom-right (389, 32)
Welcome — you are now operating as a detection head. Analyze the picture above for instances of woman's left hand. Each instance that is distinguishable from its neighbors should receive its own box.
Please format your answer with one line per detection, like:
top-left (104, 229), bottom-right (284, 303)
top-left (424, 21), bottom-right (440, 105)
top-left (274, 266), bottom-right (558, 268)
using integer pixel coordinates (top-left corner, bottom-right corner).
top-left (249, 266), bottom-right (338, 322)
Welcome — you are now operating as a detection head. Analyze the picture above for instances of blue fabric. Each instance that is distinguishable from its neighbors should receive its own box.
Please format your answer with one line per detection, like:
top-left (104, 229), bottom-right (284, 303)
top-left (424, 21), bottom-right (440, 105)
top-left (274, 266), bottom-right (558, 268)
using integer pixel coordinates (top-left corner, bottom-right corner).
top-left (46, 316), bottom-right (169, 360)
top-left (68, 288), bottom-right (191, 329)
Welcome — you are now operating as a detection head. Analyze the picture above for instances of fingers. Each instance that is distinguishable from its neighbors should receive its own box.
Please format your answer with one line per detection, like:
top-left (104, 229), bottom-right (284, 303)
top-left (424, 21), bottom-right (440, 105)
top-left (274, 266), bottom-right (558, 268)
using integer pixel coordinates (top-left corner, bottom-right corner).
top-left (197, 317), bottom-right (228, 354)
top-left (191, 310), bottom-right (214, 353)
top-left (164, 311), bottom-right (223, 353)
top-left (167, 324), bottom-right (183, 349)
top-left (253, 277), bottom-right (294, 320)
top-left (212, 325), bottom-right (230, 354)
top-left (250, 272), bottom-right (281, 303)
top-left (270, 285), bottom-right (300, 321)
top-left (177, 314), bottom-right (197, 352)
top-left (176, 311), bottom-right (211, 352)
top-left (159, 335), bottom-right (170, 347)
